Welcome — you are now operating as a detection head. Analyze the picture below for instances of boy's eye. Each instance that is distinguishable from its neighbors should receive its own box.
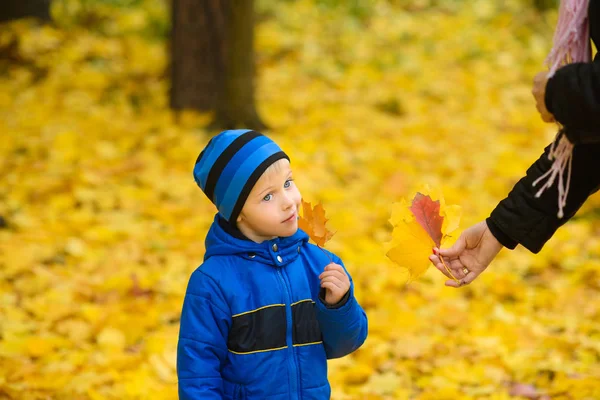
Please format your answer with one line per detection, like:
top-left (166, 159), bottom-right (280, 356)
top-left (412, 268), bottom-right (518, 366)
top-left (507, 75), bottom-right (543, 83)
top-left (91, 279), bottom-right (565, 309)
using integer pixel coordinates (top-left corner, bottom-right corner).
top-left (263, 194), bottom-right (273, 201)
top-left (284, 179), bottom-right (293, 188)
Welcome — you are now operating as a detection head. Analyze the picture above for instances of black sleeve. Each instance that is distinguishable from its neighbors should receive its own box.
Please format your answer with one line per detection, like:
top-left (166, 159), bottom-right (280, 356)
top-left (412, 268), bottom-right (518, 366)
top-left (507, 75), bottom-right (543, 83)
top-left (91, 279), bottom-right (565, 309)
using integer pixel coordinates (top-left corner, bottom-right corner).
top-left (487, 141), bottom-right (600, 253)
top-left (544, 56), bottom-right (600, 142)
top-left (319, 288), bottom-right (350, 309)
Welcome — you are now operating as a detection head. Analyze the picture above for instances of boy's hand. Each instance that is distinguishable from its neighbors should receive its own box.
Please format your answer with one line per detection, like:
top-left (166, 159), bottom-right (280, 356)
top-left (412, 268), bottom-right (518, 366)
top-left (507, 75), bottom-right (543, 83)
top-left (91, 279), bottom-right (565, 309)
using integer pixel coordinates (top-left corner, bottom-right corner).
top-left (319, 263), bottom-right (350, 305)
top-left (532, 71), bottom-right (555, 123)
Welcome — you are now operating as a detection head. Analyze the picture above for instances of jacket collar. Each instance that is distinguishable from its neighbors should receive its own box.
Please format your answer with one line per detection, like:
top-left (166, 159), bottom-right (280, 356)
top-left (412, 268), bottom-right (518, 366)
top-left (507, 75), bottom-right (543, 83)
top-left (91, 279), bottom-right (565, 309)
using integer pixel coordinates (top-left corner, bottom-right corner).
top-left (204, 214), bottom-right (309, 267)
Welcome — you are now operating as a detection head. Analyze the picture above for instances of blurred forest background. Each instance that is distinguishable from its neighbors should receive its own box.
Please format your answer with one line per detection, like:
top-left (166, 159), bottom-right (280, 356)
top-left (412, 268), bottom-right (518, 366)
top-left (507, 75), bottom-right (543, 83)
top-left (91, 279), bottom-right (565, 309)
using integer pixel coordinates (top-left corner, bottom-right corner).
top-left (2, 0), bottom-right (600, 399)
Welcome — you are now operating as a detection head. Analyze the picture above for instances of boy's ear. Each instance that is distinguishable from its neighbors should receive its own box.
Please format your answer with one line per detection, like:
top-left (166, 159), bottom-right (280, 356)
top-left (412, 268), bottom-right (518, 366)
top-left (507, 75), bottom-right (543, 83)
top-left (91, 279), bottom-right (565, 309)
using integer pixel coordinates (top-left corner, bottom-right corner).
top-left (237, 214), bottom-right (243, 223)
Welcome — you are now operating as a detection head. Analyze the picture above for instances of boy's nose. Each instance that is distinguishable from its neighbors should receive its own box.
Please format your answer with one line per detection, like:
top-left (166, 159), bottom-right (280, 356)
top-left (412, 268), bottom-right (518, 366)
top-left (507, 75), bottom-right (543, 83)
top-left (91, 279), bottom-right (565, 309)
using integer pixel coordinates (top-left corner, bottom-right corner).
top-left (282, 193), bottom-right (294, 209)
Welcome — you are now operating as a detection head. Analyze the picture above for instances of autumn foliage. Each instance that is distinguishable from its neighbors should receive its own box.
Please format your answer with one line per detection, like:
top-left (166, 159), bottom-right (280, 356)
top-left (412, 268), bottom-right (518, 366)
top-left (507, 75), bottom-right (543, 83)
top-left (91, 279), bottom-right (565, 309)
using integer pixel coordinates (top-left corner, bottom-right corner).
top-left (2, 1), bottom-right (600, 399)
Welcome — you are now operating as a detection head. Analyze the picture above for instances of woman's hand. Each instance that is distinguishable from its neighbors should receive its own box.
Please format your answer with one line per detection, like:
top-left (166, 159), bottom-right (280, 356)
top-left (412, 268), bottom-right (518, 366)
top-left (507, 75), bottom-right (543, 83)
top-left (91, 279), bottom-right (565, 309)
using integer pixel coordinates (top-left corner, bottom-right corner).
top-left (532, 71), bottom-right (556, 123)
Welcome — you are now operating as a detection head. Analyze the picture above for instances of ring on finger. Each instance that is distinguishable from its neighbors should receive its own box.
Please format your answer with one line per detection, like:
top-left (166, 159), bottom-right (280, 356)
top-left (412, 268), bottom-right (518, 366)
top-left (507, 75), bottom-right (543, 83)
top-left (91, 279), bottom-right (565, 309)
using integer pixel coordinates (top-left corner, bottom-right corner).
top-left (462, 267), bottom-right (469, 275)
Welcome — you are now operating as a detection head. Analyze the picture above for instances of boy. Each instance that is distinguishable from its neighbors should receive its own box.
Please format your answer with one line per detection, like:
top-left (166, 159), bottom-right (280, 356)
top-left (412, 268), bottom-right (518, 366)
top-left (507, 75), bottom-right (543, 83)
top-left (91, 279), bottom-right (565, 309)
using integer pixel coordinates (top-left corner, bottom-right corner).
top-left (177, 129), bottom-right (368, 399)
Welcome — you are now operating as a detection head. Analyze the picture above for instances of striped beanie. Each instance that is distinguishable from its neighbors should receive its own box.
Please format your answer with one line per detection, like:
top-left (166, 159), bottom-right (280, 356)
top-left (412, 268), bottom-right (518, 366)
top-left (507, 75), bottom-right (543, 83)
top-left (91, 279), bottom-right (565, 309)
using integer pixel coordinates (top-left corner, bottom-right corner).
top-left (193, 129), bottom-right (289, 222)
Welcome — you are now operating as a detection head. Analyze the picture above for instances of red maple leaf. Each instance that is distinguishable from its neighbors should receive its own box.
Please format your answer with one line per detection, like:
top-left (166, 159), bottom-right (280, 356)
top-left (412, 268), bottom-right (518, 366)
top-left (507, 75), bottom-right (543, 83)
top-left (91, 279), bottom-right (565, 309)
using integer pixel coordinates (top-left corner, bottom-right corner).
top-left (409, 193), bottom-right (444, 247)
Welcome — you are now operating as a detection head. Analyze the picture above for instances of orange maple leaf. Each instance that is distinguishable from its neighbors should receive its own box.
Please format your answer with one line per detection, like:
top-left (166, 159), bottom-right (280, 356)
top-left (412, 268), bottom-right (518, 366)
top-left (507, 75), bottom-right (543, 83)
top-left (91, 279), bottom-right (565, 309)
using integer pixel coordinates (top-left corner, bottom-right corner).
top-left (298, 200), bottom-right (335, 247)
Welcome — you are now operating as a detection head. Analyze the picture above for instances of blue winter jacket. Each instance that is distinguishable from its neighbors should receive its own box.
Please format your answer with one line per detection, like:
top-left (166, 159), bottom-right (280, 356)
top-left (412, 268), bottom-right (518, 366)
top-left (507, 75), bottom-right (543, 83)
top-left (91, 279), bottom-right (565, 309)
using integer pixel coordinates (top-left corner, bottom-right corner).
top-left (177, 215), bottom-right (368, 400)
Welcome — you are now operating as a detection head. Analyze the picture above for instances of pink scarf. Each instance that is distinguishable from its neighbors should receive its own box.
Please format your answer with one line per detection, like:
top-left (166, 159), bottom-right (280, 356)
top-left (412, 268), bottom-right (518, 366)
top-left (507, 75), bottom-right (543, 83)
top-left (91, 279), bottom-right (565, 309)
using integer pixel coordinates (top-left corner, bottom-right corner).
top-left (546, 0), bottom-right (591, 76)
top-left (532, 0), bottom-right (591, 219)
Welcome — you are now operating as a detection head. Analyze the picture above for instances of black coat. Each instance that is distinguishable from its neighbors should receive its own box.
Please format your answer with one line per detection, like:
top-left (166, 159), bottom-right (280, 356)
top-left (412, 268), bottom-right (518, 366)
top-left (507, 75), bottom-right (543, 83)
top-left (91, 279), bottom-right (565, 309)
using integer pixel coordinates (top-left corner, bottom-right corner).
top-left (487, 0), bottom-right (600, 253)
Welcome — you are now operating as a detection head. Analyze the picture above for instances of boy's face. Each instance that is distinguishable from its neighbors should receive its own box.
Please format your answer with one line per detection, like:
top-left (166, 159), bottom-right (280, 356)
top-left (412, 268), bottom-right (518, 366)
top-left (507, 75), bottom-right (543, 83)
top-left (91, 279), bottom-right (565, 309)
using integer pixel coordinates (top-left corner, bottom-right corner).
top-left (236, 159), bottom-right (301, 243)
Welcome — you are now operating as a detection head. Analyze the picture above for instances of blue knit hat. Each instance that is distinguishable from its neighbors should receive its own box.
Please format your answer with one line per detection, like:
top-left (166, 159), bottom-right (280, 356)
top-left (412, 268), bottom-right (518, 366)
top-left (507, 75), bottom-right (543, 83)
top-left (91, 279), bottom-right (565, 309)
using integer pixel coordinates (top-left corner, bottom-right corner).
top-left (193, 129), bottom-right (289, 222)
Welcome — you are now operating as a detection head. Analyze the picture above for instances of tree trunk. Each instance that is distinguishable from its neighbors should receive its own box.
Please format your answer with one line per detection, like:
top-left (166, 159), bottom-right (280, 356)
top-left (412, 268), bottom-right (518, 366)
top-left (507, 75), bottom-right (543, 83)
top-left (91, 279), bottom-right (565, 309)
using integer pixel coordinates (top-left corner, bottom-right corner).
top-left (213, 0), bottom-right (266, 130)
top-left (533, 0), bottom-right (557, 12)
top-left (0, 0), bottom-right (51, 23)
top-left (170, 0), bottom-right (225, 111)
top-left (170, 0), bottom-right (266, 130)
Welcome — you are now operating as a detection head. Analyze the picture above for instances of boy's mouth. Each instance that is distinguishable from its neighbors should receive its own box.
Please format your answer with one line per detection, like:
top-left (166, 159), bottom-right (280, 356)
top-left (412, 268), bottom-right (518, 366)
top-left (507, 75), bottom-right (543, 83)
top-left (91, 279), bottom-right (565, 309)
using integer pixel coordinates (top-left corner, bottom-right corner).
top-left (282, 213), bottom-right (296, 223)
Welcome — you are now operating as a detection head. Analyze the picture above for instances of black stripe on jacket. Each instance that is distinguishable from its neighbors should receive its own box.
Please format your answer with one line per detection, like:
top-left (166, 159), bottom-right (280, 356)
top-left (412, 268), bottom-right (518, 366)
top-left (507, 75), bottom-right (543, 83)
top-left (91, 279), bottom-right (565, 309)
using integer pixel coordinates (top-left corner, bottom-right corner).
top-left (228, 304), bottom-right (287, 354)
top-left (291, 300), bottom-right (322, 346)
top-left (227, 301), bottom-right (323, 354)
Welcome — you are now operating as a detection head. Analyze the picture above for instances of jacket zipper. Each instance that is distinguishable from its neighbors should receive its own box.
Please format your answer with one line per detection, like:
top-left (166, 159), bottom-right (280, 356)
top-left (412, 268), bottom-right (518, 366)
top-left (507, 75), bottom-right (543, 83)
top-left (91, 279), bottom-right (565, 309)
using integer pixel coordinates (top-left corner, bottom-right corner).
top-left (234, 383), bottom-right (244, 400)
top-left (277, 267), bottom-right (300, 400)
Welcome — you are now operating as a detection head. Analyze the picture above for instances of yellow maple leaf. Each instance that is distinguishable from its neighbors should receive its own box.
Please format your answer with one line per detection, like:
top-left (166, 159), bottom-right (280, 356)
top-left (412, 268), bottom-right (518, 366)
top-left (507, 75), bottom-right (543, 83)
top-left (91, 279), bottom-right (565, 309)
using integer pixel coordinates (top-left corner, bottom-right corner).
top-left (298, 200), bottom-right (335, 247)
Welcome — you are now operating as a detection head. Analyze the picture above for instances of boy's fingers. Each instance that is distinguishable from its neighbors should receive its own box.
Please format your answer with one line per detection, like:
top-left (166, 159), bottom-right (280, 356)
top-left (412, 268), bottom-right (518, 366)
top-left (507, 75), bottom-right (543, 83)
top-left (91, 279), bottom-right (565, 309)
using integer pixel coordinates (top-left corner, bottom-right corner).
top-left (319, 270), bottom-right (347, 280)
top-left (322, 265), bottom-right (349, 282)
top-left (321, 282), bottom-right (338, 294)
top-left (324, 263), bottom-right (343, 271)
top-left (320, 276), bottom-right (344, 289)
top-left (320, 270), bottom-right (344, 278)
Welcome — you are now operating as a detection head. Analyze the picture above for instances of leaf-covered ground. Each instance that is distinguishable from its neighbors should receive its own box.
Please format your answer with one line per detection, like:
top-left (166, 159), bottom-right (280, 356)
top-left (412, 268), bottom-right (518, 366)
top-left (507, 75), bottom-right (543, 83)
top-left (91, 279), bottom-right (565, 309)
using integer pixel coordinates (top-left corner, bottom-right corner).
top-left (2, 1), bottom-right (600, 399)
